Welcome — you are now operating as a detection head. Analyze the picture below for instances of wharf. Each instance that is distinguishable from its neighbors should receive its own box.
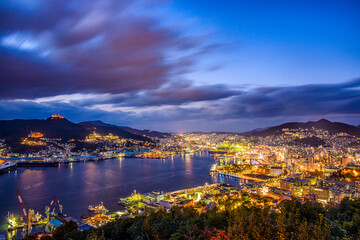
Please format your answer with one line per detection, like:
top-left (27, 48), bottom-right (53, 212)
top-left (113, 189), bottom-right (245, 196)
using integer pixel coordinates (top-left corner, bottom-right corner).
top-left (218, 171), bottom-right (274, 182)
top-left (167, 183), bottom-right (218, 195)
top-left (7, 220), bottom-right (48, 231)
top-left (209, 164), bottom-right (218, 173)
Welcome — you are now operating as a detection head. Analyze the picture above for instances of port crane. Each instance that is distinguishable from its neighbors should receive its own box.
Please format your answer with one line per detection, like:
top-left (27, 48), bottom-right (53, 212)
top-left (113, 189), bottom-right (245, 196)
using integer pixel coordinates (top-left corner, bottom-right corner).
top-left (7, 190), bottom-right (67, 238)
top-left (12, 190), bottom-right (52, 234)
top-left (16, 190), bottom-right (28, 221)
top-left (16, 189), bottom-right (32, 233)
top-left (45, 196), bottom-right (56, 220)
top-left (57, 197), bottom-right (63, 215)
top-left (45, 195), bottom-right (63, 219)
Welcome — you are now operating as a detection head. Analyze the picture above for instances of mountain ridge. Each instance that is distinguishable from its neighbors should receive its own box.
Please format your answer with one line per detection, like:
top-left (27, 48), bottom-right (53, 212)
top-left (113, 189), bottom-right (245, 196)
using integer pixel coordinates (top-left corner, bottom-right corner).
top-left (79, 120), bottom-right (170, 138)
top-left (0, 117), bottom-right (155, 149)
top-left (249, 119), bottom-right (360, 137)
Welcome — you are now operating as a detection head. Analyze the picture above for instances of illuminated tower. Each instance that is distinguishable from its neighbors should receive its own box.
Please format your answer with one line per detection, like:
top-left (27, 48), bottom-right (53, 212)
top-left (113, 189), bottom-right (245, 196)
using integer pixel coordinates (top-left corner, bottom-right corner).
top-left (284, 149), bottom-right (291, 168)
top-left (308, 157), bottom-right (315, 170)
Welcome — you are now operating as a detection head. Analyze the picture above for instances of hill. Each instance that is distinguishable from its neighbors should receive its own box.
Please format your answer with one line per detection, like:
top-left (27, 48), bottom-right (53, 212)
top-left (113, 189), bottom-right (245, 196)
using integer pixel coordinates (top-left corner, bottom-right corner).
top-left (118, 126), bottom-right (171, 138)
top-left (78, 121), bottom-right (152, 141)
top-left (0, 116), bottom-right (152, 148)
top-left (0, 116), bottom-right (87, 143)
top-left (81, 120), bottom-right (170, 138)
top-left (250, 119), bottom-right (360, 137)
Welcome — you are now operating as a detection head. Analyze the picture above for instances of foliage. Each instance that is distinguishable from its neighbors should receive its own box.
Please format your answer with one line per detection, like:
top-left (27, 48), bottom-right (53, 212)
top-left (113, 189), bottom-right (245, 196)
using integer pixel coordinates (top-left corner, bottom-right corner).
top-left (37, 199), bottom-right (360, 240)
top-left (41, 236), bottom-right (54, 240)
top-left (52, 220), bottom-right (78, 240)
top-left (23, 234), bottom-right (37, 240)
top-left (326, 198), bottom-right (360, 238)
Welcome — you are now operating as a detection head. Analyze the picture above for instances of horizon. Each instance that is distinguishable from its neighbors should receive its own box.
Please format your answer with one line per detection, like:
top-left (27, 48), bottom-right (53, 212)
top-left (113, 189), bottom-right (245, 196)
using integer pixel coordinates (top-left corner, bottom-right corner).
top-left (1, 0), bottom-right (360, 132)
top-left (1, 115), bottom-right (358, 134)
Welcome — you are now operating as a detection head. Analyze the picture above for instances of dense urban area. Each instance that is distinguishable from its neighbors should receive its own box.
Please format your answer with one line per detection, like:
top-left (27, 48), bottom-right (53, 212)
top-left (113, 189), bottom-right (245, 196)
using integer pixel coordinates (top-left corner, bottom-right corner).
top-left (1, 116), bottom-right (360, 239)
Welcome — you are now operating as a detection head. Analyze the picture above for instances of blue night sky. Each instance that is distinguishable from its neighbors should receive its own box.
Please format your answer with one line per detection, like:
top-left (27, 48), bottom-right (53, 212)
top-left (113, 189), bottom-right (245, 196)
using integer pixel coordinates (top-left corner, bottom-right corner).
top-left (0, 0), bottom-right (360, 132)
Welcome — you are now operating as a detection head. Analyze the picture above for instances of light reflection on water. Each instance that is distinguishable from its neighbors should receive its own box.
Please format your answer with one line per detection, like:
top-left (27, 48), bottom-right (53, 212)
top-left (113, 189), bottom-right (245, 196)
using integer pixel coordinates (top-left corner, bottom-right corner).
top-left (0, 152), bottom-right (238, 235)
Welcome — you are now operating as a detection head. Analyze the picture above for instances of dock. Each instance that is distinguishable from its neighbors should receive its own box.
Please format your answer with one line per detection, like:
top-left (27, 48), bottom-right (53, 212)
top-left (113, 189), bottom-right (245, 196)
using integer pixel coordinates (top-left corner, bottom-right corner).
top-left (209, 164), bottom-right (218, 173)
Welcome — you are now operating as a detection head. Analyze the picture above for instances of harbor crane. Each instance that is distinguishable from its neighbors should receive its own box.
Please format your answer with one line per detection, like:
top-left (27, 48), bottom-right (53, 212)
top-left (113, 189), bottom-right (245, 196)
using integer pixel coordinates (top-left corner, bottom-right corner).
top-left (16, 190), bottom-right (27, 222)
top-left (16, 189), bottom-right (32, 233)
top-left (45, 196), bottom-right (56, 220)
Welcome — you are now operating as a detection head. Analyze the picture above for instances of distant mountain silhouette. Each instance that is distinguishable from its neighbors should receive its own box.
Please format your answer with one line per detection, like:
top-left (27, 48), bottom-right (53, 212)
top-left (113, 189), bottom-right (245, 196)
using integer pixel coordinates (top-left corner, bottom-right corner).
top-left (118, 126), bottom-right (171, 138)
top-left (80, 120), bottom-right (170, 138)
top-left (80, 120), bottom-right (117, 128)
top-left (0, 117), bottom-right (87, 143)
top-left (0, 117), bottom-right (152, 148)
top-left (78, 121), bottom-right (152, 141)
top-left (240, 127), bottom-right (271, 136)
top-left (250, 119), bottom-right (360, 137)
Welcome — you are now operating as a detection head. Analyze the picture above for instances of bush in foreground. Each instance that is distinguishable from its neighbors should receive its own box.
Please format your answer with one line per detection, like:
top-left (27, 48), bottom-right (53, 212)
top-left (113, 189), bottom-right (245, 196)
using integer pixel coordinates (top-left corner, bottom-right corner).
top-left (30, 198), bottom-right (360, 240)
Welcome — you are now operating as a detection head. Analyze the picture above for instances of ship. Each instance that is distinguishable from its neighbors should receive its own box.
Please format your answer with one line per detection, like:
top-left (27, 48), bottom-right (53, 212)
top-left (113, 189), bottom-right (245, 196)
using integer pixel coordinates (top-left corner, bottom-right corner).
top-left (17, 159), bottom-right (58, 167)
top-left (208, 149), bottom-right (228, 156)
top-left (134, 150), bottom-right (169, 159)
top-left (88, 202), bottom-right (109, 214)
top-left (209, 164), bottom-right (218, 175)
top-left (0, 161), bottom-right (17, 173)
top-left (118, 199), bottom-right (127, 206)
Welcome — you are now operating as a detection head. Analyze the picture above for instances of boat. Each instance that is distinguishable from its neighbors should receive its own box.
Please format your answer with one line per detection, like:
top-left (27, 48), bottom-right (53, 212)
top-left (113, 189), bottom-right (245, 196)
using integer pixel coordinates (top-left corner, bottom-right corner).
top-left (0, 161), bottom-right (17, 173)
top-left (208, 149), bottom-right (228, 154)
top-left (88, 202), bottom-right (109, 214)
top-left (134, 150), bottom-right (169, 159)
top-left (209, 164), bottom-right (218, 175)
top-left (118, 200), bottom-right (126, 206)
top-left (17, 159), bottom-right (58, 167)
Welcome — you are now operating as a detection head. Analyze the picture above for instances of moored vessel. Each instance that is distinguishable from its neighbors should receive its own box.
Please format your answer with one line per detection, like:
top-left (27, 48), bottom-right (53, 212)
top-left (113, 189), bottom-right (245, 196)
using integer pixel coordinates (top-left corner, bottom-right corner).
top-left (17, 159), bottom-right (58, 167)
top-left (0, 161), bottom-right (17, 173)
top-left (88, 202), bottom-right (109, 214)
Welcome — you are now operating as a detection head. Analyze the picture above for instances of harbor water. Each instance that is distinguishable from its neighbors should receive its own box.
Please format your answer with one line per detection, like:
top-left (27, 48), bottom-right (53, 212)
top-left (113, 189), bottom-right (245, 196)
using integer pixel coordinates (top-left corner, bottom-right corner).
top-left (0, 152), bottom-right (237, 235)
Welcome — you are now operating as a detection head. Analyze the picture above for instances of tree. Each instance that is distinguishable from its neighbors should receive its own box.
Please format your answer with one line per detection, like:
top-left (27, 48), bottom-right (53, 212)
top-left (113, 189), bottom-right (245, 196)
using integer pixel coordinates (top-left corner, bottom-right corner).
top-left (40, 236), bottom-right (53, 240)
top-left (52, 221), bottom-right (78, 240)
top-left (23, 234), bottom-right (37, 240)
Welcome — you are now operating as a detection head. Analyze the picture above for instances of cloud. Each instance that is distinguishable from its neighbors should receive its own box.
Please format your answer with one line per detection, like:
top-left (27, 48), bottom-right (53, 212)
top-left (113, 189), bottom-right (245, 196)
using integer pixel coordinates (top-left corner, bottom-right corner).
top-left (0, 99), bottom-right (133, 125)
top-left (0, 79), bottom-right (360, 132)
top-left (95, 78), bottom-right (360, 124)
top-left (1, 0), bottom-right (359, 132)
top-left (115, 82), bottom-right (242, 106)
top-left (208, 78), bottom-right (360, 119)
top-left (0, 0), bottom-right (220, 98)
top-left (21, 81), bottom-right (241, 107)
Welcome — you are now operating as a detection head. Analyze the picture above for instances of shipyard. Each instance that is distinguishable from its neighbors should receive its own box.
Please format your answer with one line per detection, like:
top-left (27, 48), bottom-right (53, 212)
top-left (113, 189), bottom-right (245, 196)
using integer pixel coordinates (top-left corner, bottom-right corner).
top-left (4, 182), bottom-right (256, 239)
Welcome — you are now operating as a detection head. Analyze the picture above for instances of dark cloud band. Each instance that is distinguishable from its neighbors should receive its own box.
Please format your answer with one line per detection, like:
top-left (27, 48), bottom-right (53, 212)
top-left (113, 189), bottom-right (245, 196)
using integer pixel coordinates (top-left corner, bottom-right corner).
top-left (0, 0), bottom-right (219, 98)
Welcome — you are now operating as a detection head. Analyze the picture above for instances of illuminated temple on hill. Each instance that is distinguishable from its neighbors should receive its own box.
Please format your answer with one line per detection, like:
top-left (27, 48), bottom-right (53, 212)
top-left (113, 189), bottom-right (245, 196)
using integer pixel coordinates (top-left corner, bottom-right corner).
top-left (49, 114), bottom-right (65, 120)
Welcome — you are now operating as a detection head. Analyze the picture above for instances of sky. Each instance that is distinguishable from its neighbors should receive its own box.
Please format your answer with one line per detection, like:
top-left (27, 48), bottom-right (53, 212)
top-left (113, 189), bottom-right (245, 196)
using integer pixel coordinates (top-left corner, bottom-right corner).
top-left (0, 0), bottom-right (360, 132)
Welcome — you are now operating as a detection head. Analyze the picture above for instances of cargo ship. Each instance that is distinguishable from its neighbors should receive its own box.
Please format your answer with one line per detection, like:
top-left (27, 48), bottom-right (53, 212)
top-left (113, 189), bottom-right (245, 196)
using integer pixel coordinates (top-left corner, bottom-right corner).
top-left (0, 161), bottom-right (17, 173)
top-left (17, 159), bottom-right (58, 167)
